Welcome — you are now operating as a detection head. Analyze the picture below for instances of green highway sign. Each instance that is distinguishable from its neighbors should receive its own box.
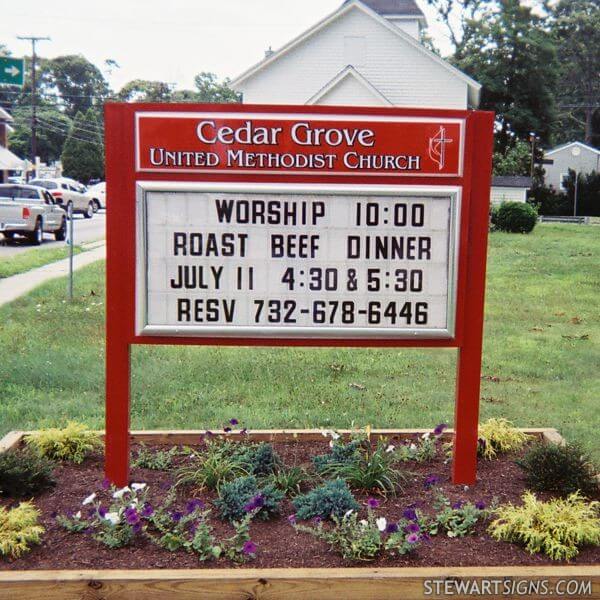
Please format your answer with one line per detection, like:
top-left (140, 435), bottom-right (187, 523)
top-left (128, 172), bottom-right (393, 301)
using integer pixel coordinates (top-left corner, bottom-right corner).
top-left (0, 57), bottom-right (25, 86)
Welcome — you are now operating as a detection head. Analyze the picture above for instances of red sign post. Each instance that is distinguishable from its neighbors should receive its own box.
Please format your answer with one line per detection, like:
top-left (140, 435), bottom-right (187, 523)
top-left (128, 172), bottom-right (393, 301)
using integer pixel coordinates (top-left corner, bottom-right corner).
top-left (105, 103), bottom-right (494, 487)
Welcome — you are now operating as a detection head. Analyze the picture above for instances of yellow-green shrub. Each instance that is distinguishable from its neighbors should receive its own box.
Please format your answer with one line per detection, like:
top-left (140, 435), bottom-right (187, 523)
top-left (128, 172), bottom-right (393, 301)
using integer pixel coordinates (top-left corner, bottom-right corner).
top-left (478, 418), bottom-right (530, 459)
top-left (0, 502), bottom-right (45, 558)
top-left (25, 422), bottom-right (101, 464)
top-left (488, 492), bottom-right (600, 560)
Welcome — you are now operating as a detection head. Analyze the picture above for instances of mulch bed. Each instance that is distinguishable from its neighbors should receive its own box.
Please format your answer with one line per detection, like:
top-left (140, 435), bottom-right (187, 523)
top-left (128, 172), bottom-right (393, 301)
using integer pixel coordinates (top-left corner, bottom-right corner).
top-left (1, 436), bottom-right (599, 571)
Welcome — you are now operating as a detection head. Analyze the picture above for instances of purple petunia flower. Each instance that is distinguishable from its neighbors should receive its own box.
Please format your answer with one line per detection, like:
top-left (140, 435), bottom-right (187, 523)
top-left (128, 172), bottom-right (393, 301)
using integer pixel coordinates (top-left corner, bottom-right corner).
top-left (229, 419), bottom-right (239, 426)
top-left (243, 494), bottom-right (265, 512)
top-left (242, 540), bottom-right (257, 555)
top-left (224, 427), bottom-right (232, 433)
top-left (141, 503), bottom-right (154, 518)
top-left (405, 522), bottom-right (420, 534)
top-left (84, 527), bottom-right (94, 535)
top-left (287, 514), bottom-right (297, 525)
top-left (407, 533), bottom-right (420, 544)
top-left (102, 478), bottom-right (111, 490)
top-left (124, 507), bottom-right (140, 525)
top-left (313, 516), bottom-right (323, 525)
top-left (402, 507), bottom-right (418, 521)
top-left (171, 511), bottom-right (183, 523)
top-left (132, 522), bottom-right (143, 534)
top-left (424, 475), bottom-right (440, 489)
top-left (385, 522), bottom-right (399, 534)
top-left (97, 506), bottom-right (107, 519)
top-left (240, 428), bottom-right (248, 436)
top-left (366, 498), bottom-right (380, 509)
top-left (475, 501), bottom-right (486, 510)
top-left (188, 521), bottom-right (198, 535)
top-left (433, 423), bottom-right (448, 436)
top-left (50, 511), bottom-right (58, 519)
top-left (452, 501), bottom-right (464, 510)
top-left (186, 499), bottom-right (205, 514)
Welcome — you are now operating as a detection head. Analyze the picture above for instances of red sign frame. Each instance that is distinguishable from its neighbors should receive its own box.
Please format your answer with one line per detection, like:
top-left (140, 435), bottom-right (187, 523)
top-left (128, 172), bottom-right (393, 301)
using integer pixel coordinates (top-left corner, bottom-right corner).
top-left (105, 103), bottom-right (494, 487)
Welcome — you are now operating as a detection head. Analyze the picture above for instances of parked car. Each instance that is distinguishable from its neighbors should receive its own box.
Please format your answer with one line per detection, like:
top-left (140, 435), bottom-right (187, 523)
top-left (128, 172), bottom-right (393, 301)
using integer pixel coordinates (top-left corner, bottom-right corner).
top-left (29, 177), bottom-right (94, 218)
top-left (86, 182), bottom-right (106, 211)
top-left (0, 184), bottom-right (67, 245)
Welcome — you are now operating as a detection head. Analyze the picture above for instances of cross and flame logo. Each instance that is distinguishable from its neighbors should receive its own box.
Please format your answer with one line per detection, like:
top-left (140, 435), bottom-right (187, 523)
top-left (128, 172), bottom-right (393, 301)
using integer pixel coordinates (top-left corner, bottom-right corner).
top-left (428, 126), bottom-right (454, 171)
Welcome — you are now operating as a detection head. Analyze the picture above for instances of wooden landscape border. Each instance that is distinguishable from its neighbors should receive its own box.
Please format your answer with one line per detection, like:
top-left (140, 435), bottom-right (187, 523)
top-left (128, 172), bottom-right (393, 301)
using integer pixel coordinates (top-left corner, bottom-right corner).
top-left (1, 428), bottom-right (599, 600)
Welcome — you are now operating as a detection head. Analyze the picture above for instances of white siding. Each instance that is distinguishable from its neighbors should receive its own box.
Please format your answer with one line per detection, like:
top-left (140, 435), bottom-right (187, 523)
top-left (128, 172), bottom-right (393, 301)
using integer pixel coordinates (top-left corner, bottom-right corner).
top-left (490, 187), bottom-right (527, 205)
top-left (237, 6), bottom-right (469, 109)
top-left (315, 73), bottom-right (389, 106)
top-left (544, 146), bottom-right (600, 190)
top-left (387, 18), bottom-right (421, 40)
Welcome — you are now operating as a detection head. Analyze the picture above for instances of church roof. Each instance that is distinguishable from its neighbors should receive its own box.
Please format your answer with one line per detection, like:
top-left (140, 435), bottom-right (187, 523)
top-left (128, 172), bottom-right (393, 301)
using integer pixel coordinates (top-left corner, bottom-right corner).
top-left (344, 0), bottom-right (425, 18)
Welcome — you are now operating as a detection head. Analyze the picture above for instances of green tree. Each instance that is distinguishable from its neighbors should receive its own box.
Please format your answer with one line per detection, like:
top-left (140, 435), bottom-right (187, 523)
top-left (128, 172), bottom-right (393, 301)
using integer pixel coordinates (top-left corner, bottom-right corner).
top-left (41, 55), bottom-right (110, 117)
top-left (8, 106), bottom-right (72, 163)
top-left (191, 72), bottom-right (240, 103)
top-left (456, 0), bottom-right (558, 151)
top-left (552, 0), bottom-right (600, 146)
top-left (493, 140), bottom-right (531, 176)
top-left (117, 79), bottom-right (173, 102)
top-left (61, 109), bottom-right (104, 183)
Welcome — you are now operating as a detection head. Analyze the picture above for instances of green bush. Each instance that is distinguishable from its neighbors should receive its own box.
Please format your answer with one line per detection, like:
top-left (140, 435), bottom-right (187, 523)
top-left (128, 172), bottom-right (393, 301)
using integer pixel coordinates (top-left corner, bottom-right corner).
top-left (214, 476), bottom-right (284, 522)
top-left (25, 422), bottom-right (101, 464)
top-left (492, 201), bottom-right (538, 233)
top-left (0, 502), bottom-right (45, 559)
top-left (489, 492), bottom-right (600, 560)
top-left (313, 439), bottom-right (362, 473)
top-left (239, 443), bottom-right (281, 477)
top-left (0, 449), bottom-right (56, 498)
top-left (517, 443), bottom-right (598, 497)
top-left (293, 479), bottom-right (359, 521)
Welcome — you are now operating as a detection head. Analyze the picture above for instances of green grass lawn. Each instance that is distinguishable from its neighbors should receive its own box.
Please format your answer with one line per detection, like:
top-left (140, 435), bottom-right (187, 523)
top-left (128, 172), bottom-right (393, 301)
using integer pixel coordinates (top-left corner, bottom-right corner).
top-left (0, 245), bottom-right (83, 279)
top-left (0, 224), bottom-right (598, 461)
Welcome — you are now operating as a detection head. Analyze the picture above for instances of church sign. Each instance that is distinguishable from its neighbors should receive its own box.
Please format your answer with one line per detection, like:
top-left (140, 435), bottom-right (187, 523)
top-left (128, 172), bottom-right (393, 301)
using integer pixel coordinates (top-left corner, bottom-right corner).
top-left (136, 112), bottom-right (464, 177)
top-left (105, 103), bottom-right (494, 488)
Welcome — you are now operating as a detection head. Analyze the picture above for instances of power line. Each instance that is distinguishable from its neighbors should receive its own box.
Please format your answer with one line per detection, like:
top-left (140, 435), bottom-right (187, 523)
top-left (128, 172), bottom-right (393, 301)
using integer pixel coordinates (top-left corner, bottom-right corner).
top-left (36, 122), bottom-right (104, 147)
top-left (37, 115), bottom-right (104, 135)
top-left (37, 118), bottom-right (103, 141)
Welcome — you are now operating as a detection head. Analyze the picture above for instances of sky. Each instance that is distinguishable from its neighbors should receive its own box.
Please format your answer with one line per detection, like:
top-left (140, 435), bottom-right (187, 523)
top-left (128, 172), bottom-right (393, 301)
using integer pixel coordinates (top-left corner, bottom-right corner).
top-left (0, 0), bottom-right (453, 93)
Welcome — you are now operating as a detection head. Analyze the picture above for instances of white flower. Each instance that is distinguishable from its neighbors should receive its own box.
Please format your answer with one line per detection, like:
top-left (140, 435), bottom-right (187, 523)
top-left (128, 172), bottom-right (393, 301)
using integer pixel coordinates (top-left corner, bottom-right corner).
top-left (385, 445), bottom-right (395, 453)
top-left (376, 517), bottom-right (387, 532)
top-left (409, 443), bottom-right (417, 451)
top-left (359, 519), bottom-right (368, 528)
top-left (105, 512), bottom-right (120, 525)
top-left (112, 486), bottom-right (131, 499)
top-left (321, 430), bottom-right (330, 438)
top-left (331, 432), bottom-right (341, 440)
top-left (421, 432), bottom-right (431, 440)
top-left (82, 493), bottom-right (96, 506)
top-left (344, 509), bottom-right (354, 518)
top-left (74, 511), bottom-right (82, 520)
top-left (131, 483), bottom-right (146, 492)
top-left (328, 440), bottom-right (334, 448)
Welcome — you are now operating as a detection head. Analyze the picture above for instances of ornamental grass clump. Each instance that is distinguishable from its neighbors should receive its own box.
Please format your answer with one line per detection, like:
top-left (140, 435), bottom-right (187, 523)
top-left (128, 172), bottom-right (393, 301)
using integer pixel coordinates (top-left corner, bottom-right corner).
top-left (25, 422), bottom-right (101, 464)
top-left (478, 418), bottom-right (530, 459)
top-left (0, 502), bottom-right (44, 559)
top-left (268, 466), bottom-right (311, 497)
top-left (488, 492), bottom-right (600, 561)
top-left (517, 443), bottom-right (599, 498)
top-left (0, 448), bottom-right (56, 498)
top-left (214, 475), bottom-right (284, 522)
top-left (317, 438), bottom-right (408, 495)
top-left (293, 479), bottom-right (359, 521)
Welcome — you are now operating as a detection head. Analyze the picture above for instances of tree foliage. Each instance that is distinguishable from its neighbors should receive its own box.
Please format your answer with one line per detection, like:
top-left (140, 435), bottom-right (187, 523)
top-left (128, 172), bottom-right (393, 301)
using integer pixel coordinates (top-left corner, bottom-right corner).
top-left (456, 0), bottom-right (557, 151)
top-left (60, 110), bottom-right (104, 183)
top-left (552, 0), bottom-right (600, 146)
top-left (493, 140), bottom-right (531, 176)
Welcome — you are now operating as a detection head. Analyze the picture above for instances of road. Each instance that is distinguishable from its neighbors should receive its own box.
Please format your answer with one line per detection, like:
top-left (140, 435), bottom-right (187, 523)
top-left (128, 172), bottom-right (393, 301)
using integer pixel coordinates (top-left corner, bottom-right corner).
top-left (0, 211), bottom-right (106, 257)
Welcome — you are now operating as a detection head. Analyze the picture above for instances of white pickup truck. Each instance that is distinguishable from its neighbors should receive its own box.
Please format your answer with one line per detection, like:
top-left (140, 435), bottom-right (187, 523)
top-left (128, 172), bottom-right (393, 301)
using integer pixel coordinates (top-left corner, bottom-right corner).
top-left (0, 184), bottom-right (67, 245)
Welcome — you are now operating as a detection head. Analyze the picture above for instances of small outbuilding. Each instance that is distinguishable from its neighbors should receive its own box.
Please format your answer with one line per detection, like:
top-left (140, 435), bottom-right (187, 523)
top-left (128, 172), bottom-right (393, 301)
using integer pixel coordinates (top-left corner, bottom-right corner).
top-left (490, 176), bottom-right (532, 205)
top-left (231, 0), bottom-right (481, 110)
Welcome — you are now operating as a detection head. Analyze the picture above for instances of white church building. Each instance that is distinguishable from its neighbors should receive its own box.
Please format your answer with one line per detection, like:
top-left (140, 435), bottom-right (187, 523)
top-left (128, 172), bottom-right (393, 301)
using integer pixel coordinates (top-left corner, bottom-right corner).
top-left (231, 0), bottom-right (481, 110)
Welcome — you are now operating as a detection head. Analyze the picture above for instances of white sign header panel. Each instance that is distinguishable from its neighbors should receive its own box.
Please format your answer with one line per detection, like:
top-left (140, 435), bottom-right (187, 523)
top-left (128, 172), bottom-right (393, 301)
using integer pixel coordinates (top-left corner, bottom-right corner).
top-left (136, 183), bottom-right (460, 339)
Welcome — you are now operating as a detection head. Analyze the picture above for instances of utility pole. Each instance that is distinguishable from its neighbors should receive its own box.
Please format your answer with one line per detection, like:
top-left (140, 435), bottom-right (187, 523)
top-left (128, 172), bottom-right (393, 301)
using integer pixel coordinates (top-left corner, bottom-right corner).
top-left (16, 35), bottom-right (50, 178)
